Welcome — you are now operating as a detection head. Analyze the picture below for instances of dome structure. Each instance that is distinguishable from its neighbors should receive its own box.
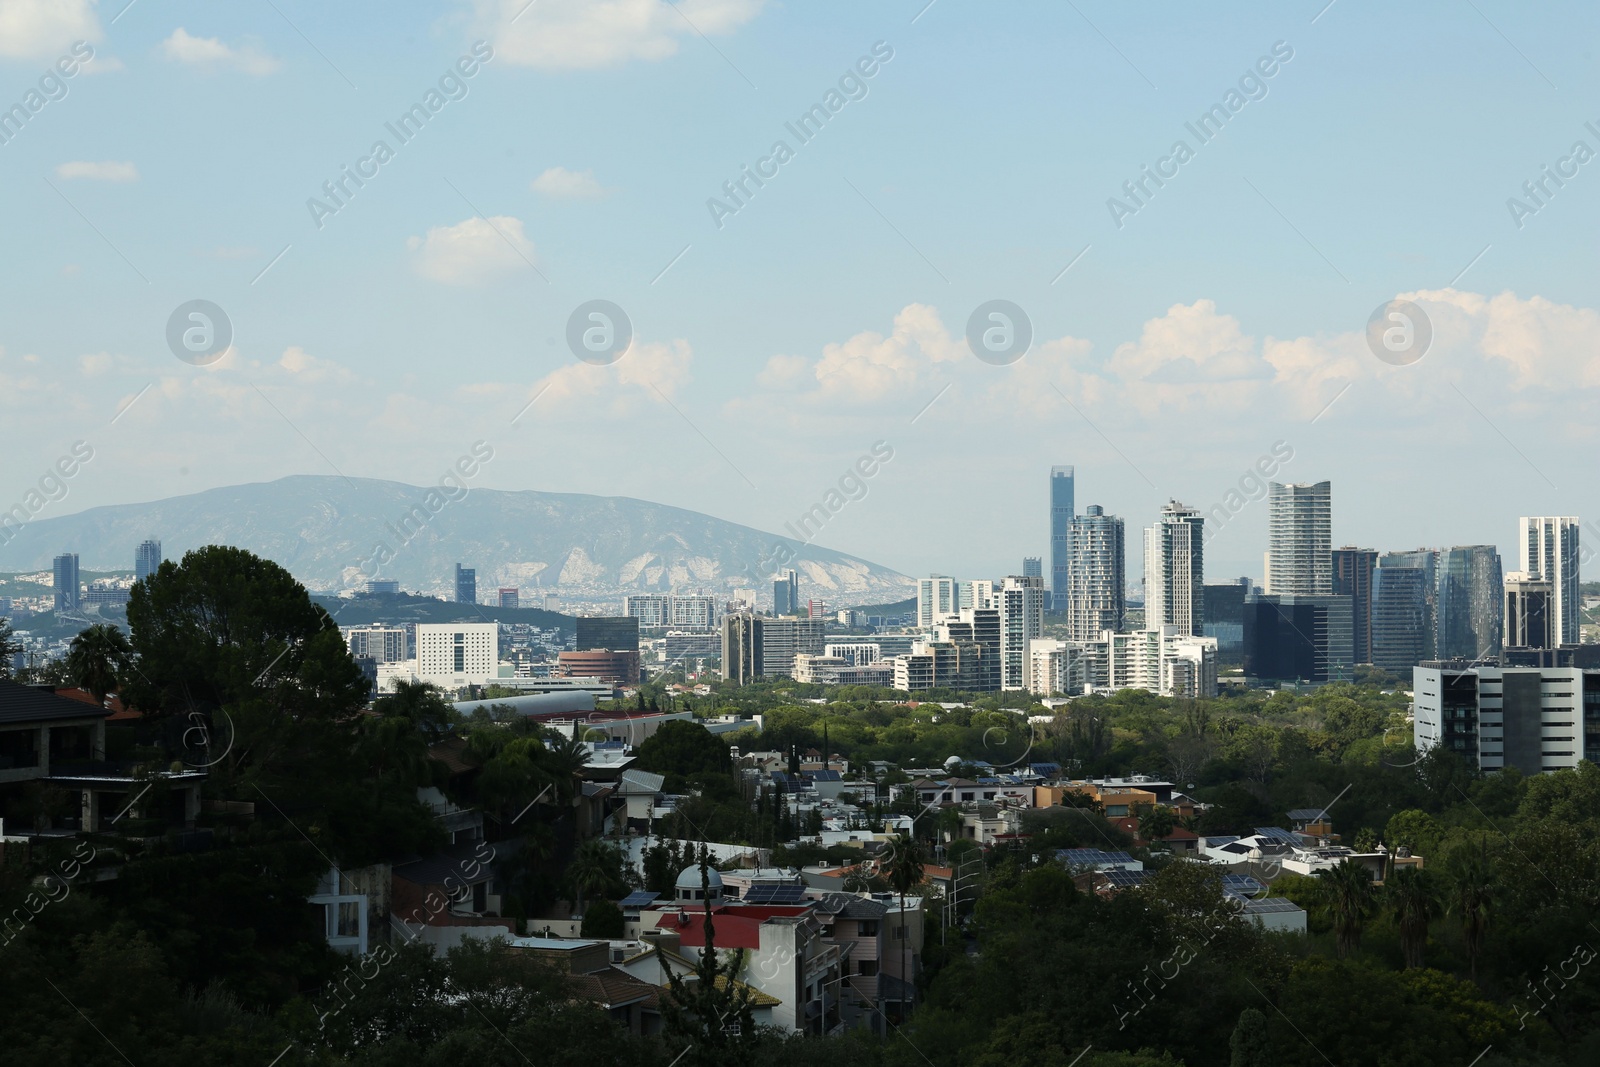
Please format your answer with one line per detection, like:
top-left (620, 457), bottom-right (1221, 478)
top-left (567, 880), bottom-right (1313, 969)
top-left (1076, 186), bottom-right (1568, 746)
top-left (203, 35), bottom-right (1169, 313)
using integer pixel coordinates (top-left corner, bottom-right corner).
top-left (675, 864), bottom-right (724, 903)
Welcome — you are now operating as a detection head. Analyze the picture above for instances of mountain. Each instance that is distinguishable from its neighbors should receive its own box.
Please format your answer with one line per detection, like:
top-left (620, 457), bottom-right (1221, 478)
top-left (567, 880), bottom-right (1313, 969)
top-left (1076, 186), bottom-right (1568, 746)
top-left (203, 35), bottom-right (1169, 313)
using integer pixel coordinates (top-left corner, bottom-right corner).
top-left (0, 475), bottom-right (913, 604)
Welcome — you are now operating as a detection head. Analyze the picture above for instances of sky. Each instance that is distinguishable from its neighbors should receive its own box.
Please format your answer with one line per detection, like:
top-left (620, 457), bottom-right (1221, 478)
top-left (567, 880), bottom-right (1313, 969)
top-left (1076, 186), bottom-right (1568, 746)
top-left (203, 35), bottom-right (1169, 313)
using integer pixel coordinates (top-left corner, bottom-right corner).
top-left (1, 0), bottom-right (1596, 587)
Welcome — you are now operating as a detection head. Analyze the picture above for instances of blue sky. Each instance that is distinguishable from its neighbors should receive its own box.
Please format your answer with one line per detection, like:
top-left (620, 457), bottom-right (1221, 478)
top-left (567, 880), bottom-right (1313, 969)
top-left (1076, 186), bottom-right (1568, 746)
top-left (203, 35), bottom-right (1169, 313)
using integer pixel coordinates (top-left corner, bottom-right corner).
top-left (1, 0), bottom-right (1596, 586)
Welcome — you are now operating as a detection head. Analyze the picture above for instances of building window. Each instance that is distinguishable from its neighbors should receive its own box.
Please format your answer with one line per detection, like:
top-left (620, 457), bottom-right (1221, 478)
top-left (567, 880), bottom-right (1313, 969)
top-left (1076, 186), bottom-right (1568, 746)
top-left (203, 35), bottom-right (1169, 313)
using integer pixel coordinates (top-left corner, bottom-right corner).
top-left (335, 901), bottom-right (361, 938)
top-left (858, 960), bottom-right (879, 976)
top-left (859, 921), bottom-right (878, 937)
top-left (893, 925), bottom-right (908, 940)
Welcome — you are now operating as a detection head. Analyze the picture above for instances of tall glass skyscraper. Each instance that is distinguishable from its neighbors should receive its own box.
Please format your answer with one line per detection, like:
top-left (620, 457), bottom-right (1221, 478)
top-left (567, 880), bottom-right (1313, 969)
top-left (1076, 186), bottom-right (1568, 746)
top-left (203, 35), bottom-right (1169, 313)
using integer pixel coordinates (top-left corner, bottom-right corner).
top-left (1050, 465), bottom-right (1074, 612)
top-left (454, 563), bottom-right (477, 605)
top-left (1372, 552), bottom-right (1436, 672)
top-left (1332, 546), bottom-right (1377, 664)
top-left (1266, 481), bottom-right (1331, 595)
top-left (53, 552), bottom-right (80, 613)
top-left (1437, 545), bottom-right (1504, 661)
top-left (135, 539), bottom-right (162, 583)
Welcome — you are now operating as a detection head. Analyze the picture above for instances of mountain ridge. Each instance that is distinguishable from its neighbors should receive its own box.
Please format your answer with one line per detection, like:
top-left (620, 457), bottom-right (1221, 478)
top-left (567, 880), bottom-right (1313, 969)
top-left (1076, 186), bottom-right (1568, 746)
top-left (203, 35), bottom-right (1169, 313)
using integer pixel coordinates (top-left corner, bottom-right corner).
top-left (0, 475), bottom-right (913, 604)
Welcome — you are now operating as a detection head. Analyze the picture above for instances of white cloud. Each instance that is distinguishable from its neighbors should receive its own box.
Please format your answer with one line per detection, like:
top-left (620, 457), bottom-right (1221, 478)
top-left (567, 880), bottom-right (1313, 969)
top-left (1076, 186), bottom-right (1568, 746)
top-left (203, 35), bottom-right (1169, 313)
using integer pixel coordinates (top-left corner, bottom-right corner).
top-left (480, 0), bottom-right (763, 70)
top-left (406, 216), bottom-right (537, 285)
top-left (54, 160), bottom-right (138, 182)
top-left (531, 166), bottom-right (609, 199)
top-left (160, 28), bottom-right (280, 75)
top-left (535, 338), bottom-right (693, 403)
top-left (0, 0), bottom-right (99, 60)
top-left (278, 346), bottom-right (356, 385)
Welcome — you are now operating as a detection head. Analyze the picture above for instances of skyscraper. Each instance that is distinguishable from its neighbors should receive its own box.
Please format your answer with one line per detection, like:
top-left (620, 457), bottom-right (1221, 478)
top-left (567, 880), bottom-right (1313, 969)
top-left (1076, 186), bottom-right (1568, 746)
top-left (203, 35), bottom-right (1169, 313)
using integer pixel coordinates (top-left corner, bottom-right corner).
top-left (1436, 545), bottom-right (1504, 661)
top-left (1371, 559), bottom-right (1431, 673)
top-left (135, 539), bottom-right (162, 583)
top-left (999, 575), bottom-right (1046, 690)
top-left (53, 552), bottom-right (80, 614)
top-left (1519, 517), bottom-right (1580, 646)
top-left (454, 564), bottom-right (476, 605)
top-left (1050, 465), bottom-right (1075, 611)
top-left (1504, 574), bottom-right (1554, 650)
top-left (1065, 505), bottom-right (1125, 642)
top-left (1331, 547), bottom-right (1377, 664)
top-left (773, 569), bottom-right (798, 615)
top-left (1022, 556), bottom-right (1043, 579)
top-left (917, 575), bottom-right (958, 627)
top-left (1144, 500), bottom-right (1205, 636)
top-left (1266, 481), bottom-right (1332, 595)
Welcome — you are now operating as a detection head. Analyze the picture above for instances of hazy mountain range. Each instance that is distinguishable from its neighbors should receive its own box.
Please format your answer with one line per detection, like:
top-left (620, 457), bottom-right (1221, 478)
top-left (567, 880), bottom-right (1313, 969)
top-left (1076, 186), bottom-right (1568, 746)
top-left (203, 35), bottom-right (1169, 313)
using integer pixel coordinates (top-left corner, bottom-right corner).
top-left (0, 476), bottom-right (913, 605)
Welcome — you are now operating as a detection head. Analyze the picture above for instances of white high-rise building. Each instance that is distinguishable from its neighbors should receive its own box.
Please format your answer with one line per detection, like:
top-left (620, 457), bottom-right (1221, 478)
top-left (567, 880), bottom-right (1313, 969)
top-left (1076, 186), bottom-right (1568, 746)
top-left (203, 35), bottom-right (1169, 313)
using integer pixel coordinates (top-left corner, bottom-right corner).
top-left (961, 579), bottom-right (996, 612)
top-left (917, 575), bottom-right (959, 627)
top-left (1099, 625), bottom-right (1218, 698)
top-left (1028, 638), bottom-right (1087, 696)
top-left (1519, 517), bottom-right (1580, 646)
top-left (1066, 506), bottom-right (1125, 642)
top-left (1267, 481), bottom-right (1332, 595)
top-left (669, 595), bottom-right (716, 630)
top-left (999, 575), bottom-right (1046, 690)
top-left (415, 623), bottom-right (498, 688)
top-left (343, 625), bottom-right (407, 664)
top-left (624, 595), bottom-right (671, 628)
top-left (1144, 500), bottom-right (1205, 636)
top-left (825, 642), bottom-right (882, 666)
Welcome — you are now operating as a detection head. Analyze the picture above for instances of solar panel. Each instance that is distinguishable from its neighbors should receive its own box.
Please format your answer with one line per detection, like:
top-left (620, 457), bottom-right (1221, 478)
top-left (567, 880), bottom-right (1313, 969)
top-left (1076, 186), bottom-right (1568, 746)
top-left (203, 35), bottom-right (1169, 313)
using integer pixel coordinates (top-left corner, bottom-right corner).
top-left (619, 891), bottom-right (660, 908)
top-left (1101, 869), bottom-right (1147, 887)
top-left (1222, 874), bottom-right (1266, 898)
top-left (1243, 897), bottom-right (1303, 913)
top-left (1253, 827), bottom-right (1299, 843)
top-left (739, 884), bottom-right (807, 904)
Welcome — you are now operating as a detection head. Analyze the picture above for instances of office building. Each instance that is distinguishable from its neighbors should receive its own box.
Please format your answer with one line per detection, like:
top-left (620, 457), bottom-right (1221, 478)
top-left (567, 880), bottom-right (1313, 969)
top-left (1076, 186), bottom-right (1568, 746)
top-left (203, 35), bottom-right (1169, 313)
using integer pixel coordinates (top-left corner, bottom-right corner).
top-left (625, 594), bottom-right (671, 628)
top-left (1050, 465), bottom-right (1075, 611)
top-left (935, 607), bottom-right (1001, 692)
top-left (344, 625), bottom-right (407, 664)
top-left (1331, 547), bottom-right (1377, 665)
top-left (454, 564), bottom-right (477, 605)
top-left (722, 613), bottom-right (763, 685)
top-left (1095, 625), bottom-right (1217, 698)
top-left (1065, 506), bottom-right (1125, 642)
top-left (825, 643), bottom-right (882, 666)
top-left (999, 575), bottom-right (1046, 691)
top-left (663, 630), bottom-right (721, 667)
top-left (498, 588), bottom-right (519, 610)
top-left (760, 617), bottom-right (827, 679)
top-left (669, 595), bottom-right (716, 631)
top-left (365, 580), bottom-right (400, 595)
top-left (1371, 551), bottom-right (1437, 672)
top-left (1504, 573), bottom-right (1554, 650)
top-left (892, 639), bottom-right (985, 692)
top-left (1144, 500), bottom-right (1205, 636)
top-left (53, 553), bottom-right (80, 614)
top-left (1203, 579), bottom-right (1250, 666)
top-left (807, 599), bottom-right (829, 620)
top-left (960, 579), bottom-right (996, 612)
top-left (1436, 545), bottom-right (1503, 662)
top-left (135, 539), bottom-right (162, 583)
top-left (1028, 639), bottom-right (1087, 696)
top-left (773, 570), bottom-right (799, 616)
top-left (1266, 481), bottom-right (1332, 595)
top-left (557, 649), bottom-right (639, 685)
top-left (1242, 594), bottom-right (1354, 684)
top-left (1023, 557), bottom-right (1043, 579)
top-left (576, 616), bottom-right (640, 653)
top-left (1519, 517), bottom-right (1580, 646)
top-left (1414, 663), bottom-right (1599, 773)
top-left (416, 623), bottom-right (498, 688)
top-left (917, 575), bottom-right (958, 627)
top-left (793, 654), bottom-right (852, 685)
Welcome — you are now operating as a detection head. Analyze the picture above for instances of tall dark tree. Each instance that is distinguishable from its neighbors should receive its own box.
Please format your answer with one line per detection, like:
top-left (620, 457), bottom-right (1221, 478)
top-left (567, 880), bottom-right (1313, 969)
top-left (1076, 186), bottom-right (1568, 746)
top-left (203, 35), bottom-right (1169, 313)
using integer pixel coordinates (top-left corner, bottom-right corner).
top-left (1387, 866), bottom-right (1440, 969)
top-left (1229, 1007), bottom-right (1270, 1067)
top-left (1444, 840), bottom-right (1494, 980)
top-left (1321, 859), bottom-right (1377, 959)
top-left (661, 853), bottom-right (755, 1065)
top-left (884, 830), bottom-right (927, 1020)
top-left (0, 616), bottom-right (21, 680)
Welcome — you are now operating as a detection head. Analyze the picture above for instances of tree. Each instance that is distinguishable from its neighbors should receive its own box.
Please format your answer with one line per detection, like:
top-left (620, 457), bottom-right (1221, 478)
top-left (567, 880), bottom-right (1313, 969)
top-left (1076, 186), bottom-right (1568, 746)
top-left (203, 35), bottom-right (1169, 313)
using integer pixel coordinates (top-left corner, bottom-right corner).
top-left (580, 898), bottom-right (625, 938)
top-left (1386, 866), bottom-right (1439, 969)
top-left (0, 616), bottom-right (20, 680)
top-left (661, 853), bottom-right (756, 1065)
top-left (1320, 859), bottom-right (1376, 958)
top-left (373, 679), bottom-right (460, 744)
top-left (1228, 1007), bottom-right (1269, 1067)
top-left (1443, 841), bottom-right (1493, 980)
top-left (64, 623), bottom-right (134, 704)
top-left (884, 831), bottom-right (927, 1019)
top-left (635, 720), bottom-right (730, 785)
top-left (566, 838), bottom-right (625, 914)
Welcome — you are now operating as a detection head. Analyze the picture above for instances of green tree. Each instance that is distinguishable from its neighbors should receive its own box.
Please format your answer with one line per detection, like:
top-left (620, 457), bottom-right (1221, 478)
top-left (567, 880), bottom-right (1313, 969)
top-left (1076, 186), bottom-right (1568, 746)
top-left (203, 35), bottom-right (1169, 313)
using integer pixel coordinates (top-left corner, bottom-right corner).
top-left (373, 679), bottom-right (460, 743)
top-left (0, 616), bottom-right (21, 680)
top-left (64, 622), bottom-right (134, 705)
top-left (1442, 840), bottom-right (1494, 980)
top-left (566, 838), bottom-right (625, 914)
top-left (1228, 1006), bottom-right (1269, 1067)
top-left (1385, 866), bottom-right (1439, 969)
top-left (661, 854), bottom-right (756, 1065)
top-left (580, 898), bottom-right (625, 938)
top-left (635, 720), bottom-right (731, 786)
top-left (1320, 859), bottom-right (1376, 958)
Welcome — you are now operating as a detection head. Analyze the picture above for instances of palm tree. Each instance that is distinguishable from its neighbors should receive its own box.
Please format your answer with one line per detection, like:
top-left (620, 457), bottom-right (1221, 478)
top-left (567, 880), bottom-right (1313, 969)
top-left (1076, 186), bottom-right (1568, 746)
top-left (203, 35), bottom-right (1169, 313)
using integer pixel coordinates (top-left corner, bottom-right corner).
top-left (566, 838), bottom-right (620, 915)
top-left (883, 832), bottom-right (927, 1022)
top-left (1320, 859), bottom-right (1376, 959)
top-left (64, 623), bottom-right (133, 705)
top-left (539, 732), bottom-right (591, 805)
top-left (1386, 866), bottom-right (1439, 969)
top-left (1445, 842), bottom-right (1494, 980)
